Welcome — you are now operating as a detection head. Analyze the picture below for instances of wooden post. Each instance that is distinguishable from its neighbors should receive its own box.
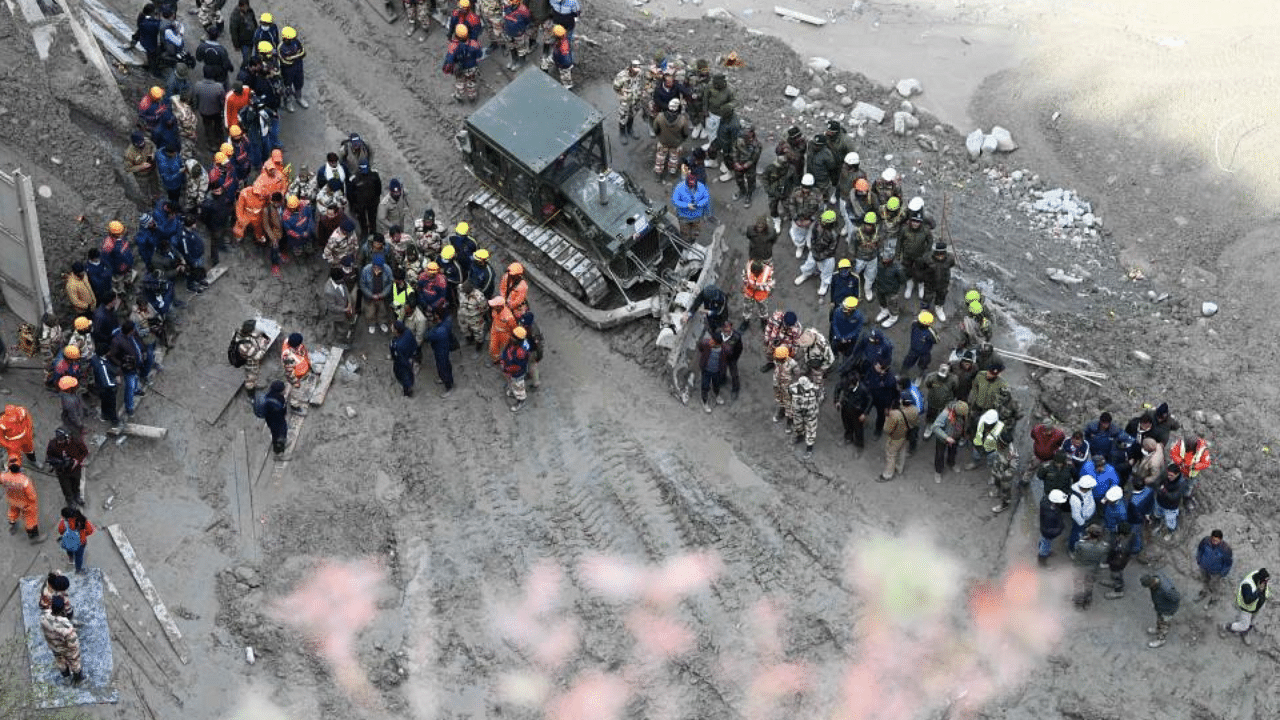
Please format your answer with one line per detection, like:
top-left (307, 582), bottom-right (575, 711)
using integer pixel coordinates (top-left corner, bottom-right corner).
top-left (308, 347), bottom-right (344, 405)
top-left (106, 524), bottom-right (191, 665)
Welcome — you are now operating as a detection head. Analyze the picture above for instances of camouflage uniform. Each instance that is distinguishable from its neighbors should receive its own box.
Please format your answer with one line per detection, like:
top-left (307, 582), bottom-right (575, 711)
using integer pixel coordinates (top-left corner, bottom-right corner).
top-left (772, 357), bottom-right (798, 423)
top-left (613, 67), bottom-right (643, 124)
top-left (762, 161), bottom-right (792, 222)
top-left (235, 328), bottom-right (272, 391)
top-left (685, 64), bottom-right (711, 133)
top-left (762, 310), bottom-right (803, 359)
top-left (39, 609), bottom-right (82, 675)
top-left (171, 99), bottom-right (199, 164)
top-left (196, 0), bottom-right (221, 32)
top-left (789, 376), bottom-right (821, 447)
top-left (457, 286), bottom-right (489, 345)
top-left (991, 441), bottom-right (1019, 507)
top-left (729, 132), bottom-right (762, 202)
top-left (403, 0), bottom-right (432, 32)
top-left (796, 332), bottom-right (835, 389)
top-left (479, 0), bottom-right (504, 41)
top-left (784, 186), bottom-right (822, 254)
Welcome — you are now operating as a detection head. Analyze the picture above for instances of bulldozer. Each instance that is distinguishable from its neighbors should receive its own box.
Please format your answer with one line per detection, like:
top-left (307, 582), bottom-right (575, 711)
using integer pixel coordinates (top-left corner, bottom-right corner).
top-left (454, 68), bottom-right (723, 387)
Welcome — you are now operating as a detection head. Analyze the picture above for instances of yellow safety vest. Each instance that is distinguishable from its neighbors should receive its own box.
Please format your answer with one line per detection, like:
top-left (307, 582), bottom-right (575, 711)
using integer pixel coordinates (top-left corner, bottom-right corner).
top-left (1238, 577), bottom-right (1269, 613)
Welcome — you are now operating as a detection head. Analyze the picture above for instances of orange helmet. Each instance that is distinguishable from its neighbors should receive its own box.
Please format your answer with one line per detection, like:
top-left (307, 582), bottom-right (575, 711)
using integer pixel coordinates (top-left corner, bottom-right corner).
top-left (508, 262), bottom-right (524, 275)
top-left (219, 142), bottom-right (234, 156)
top-left (455, 24), bottom-right (468, 38)
top-left (286, 195), bottom-right (300, 209)
top-left (854, 178), bottom-right (870, 193)
top-left (513, 326), bottom-right (528, 339)
top-left (149, 86), bottom-right (164, 100)
top-left (270, 148), bottom-right (283, 163)
top-left (552, 24), bottom-right (566, 37)
top-left (214, 151), bottom-right (229, 164)
top-left (108, 220), bottom-right (125, 235)
top-left (58, 375), bottom-right (79, 390)
top-left (63, 345), bottom-right (80, 360)
top-left (229, 125), bottom-right (243, 138)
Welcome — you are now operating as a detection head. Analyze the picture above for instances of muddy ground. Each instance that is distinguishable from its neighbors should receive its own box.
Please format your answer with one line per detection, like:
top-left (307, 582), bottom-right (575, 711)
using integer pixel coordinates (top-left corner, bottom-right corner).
top-left (2, 0), bottom-right (1278, 718)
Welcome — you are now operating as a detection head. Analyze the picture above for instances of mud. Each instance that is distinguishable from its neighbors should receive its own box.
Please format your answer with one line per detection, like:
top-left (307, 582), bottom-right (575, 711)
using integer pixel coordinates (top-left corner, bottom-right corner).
top-left (2, 0), bottom-right (1279, 718)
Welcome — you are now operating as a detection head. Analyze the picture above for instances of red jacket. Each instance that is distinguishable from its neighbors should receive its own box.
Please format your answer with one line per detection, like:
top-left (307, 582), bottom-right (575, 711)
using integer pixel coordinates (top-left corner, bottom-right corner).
top-left (1030, 424), bottom-right (1066, 462)
top-left (58, 517), bottom-right (96, 545)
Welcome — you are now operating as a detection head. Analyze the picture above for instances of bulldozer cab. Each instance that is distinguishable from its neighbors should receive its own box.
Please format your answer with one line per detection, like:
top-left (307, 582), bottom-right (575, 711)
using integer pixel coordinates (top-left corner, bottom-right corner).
top-left (459, 70), bottom-right (606, 219)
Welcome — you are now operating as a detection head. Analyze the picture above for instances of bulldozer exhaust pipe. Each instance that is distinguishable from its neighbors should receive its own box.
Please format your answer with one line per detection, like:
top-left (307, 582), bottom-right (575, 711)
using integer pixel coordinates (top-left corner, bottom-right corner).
top-left (597, 173), bottom-right (609, 205)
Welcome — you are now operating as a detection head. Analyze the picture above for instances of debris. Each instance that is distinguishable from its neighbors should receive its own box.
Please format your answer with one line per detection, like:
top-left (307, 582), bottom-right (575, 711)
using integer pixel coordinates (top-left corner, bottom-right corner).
top-left (807, 57), bottom-right (831, 71)
top-left (989, 125), bottom-right (1018, 152)
top-left (915, 133), bottom-right (940, 152)
top-left (37, 184), bottom-right (52, 198)
top-left (783, 85), bottom-right (801, 98)
top-left (1201, 301), bottom-right (1219, 317)
top-left (1046, 268), bottom-right (1084, 285)
top-left (834, 84), bottom-right (847, 94)
top-left (895, 78), bottom-right (922, 97)
top-left (806, 87), bottom-right (823, 99)
top-left (774, 5), bottom-right (827, 25)
top-left (791, 97), bottom-right (808, 112)
top-left (723, 51), bottom-right (745, 66)
top-left (704, 7), bottom-right (733, 20)
top-left (345, 405), bottom-right (358, 418)
top-left (839, 96), bottom-right (854, 107)
top-left (995, 347), bottom-right (1106, 387)
top-left (981, 133), bottom-right (999, 155)
top-left (899, 100), bottom-right (914, 114)
top-left (966, 129), bottom-right (984, 160)
top-left (849, 101), bottom-right (884, 124)
top-left (106, 524), bottom-right (191, 664)
top-left (246, 647), bottom-right (256, 665)
top-left (1132, 350), bottom-right (1152, 363)
top-left (107, 422), bottom-right (168, 439)
top-left (892, 111), bottom-right (918, 136)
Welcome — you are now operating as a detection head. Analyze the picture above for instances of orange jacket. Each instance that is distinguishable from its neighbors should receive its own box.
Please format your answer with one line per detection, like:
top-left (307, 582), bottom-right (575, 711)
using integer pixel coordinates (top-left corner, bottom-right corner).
top-left (236, 187), bottom-right (267, 219)
top-left (253, 164), bottom-right (288, 200)
top-left (742, 263), bottom-right (774, 302)
top-left (1, 470), bottom-right (37, 508)
top-left (224, 88), bottom-right (251, 131)
top-left (57, 517), bottom-right (96, 545)
top-left (281, 343), bottom-right (311, 379)
top-left (499, 274), bottom-right (528, 315)
top-left (1170, 438), bottom-right (1211, 478)
top-left (0, 405), bottom-right (34, 457)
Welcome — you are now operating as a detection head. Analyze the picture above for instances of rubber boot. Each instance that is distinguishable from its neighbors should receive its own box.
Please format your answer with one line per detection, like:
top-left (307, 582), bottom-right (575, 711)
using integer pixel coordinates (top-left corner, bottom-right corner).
top-left (28, 525), bottom-right (46, 543)
top-left (619, 122), bottom-right (629, 145)
top-left (626, 117), bottom-right (639, 138)
top-left (406, 20), bottom-right (417, 37)
top-left (540, 46), bottom-right (552, 70)
top-left (506, 49), bottom-right (519, 71)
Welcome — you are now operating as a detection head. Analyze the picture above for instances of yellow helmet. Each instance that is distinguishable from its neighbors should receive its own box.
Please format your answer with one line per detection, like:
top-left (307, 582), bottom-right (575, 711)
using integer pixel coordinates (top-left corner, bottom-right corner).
top-left (73, 317), bottom-right (91, 331)
top-left (773, 346), bottom-right (789, 359)
top-left (474, 248), bottom-right (490, 260)
top-left (286, 194), bottom-right (299, 209)
top-left (229, 125), bottom-right (243, 138)
top-left (108, 220), bottom-right (125, 235)
top-left (862, 211), bottom-right (877, 225)
top-left (260, 12), bottom-right (273, 22)
top-left (553, 24), bottom-right (566, 37)
top-left (837, 258), bottom-right (852, 269)
top-left (149, 86), bottom-right (164, 100)
top-left (458, 0), bottom-right (470, 7)
top-left (842, 296), bottom-right (858, 310)
top-left (441, 245), bottom-right (457, 260)
top-left (455, 222), bottom-right (470, 235)
top-left (968, 301), bottom-right (984, 315)
top-left (820, 209), bottom-right (837, 224)
top-left (917, 310), bottom-right (934, 325)
top-left (257, 40), bottom-right (274, 53)
top-left (886, 196), bottom-right (901, 211)
top-left (63, 344), bottom-right (81, 360)
top-left (964, 289), bottom-right (981, 303)
top-left (219, 142), bottom-right (234, 156)
top-left (426, 261), bottom-right (440, 272)
top-left (282, 26), bottom-right (297, 39)
top-left (214, 151), bottom-right (229, 164)
top-left (513, 326), bottom-right (528, 339)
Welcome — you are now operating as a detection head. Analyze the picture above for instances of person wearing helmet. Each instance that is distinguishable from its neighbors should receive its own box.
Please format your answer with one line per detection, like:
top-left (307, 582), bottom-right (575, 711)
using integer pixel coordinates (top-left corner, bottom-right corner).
top-left (879, 195), bottom-right (906, 242)
top-left (548, 24), bottom-right (574, 87)
top-left (728, 124), bottom-right (761, 207)
top-left (871, 251), bottom-right (906, 328)
top-left (1, 456), bottom-right (46, 542)
top-left (871, 166), bottom-right (902, 207)
top-left (961, 297), bottom-right (993, 348)
top-left (898, 197), bottom-right (934, 301)
top-left (485, 295), bottom-right (518, 363)
top-left (672, 172), bottom-right (710, 242)
top-left (740, 260), bottom-right (774, 329)
top-left (137, 86), bottom-right (169, 136)
top-left (989, 427), bottom-right (1019, 513)
top-left (448, 0), bottom-right (484, 42)
top-left (250, 11), bottom-right (280, 57)
top-left (498, 325), bottom-right (531, 412)
top-left (278, 26), bottom-right (309, 112)
top-left (795, 208), bottom-right (844, 297)
top-left (850, 210), bottom-right (882, 302)
top-left (613, 59), bottom-right (645, 144)
top-left (497, 0), bottom-right (532, 69)
top-left (66, 317), bottom-right (95, 365)
top-left (836, 151), bottom-right (867, 226)
top-left (805, 133), bottom-right (838, 199)
top-left (783, 173), bottom-right (821, 260)
top-left (901, 311), bottom-right (938, 376)
top-left (280, 192), bottom-right (316, 261)
top-left (280, 332), bottom-right (314, 411)
top-left (762, 309), bottom-right (803, 374)
top-left (498, 262), bottom-right (530, 319)
top-left (468, 248), bottom-right (497, 298)
top-left (1037, 487), bottom-right (1070, 565)
top-left (828, 295), bottom-right (864, 359)
top-left (653, 96), bottom-right (691, 180)
top-left (442, 23), bottom-right (483, 103)
top-left (45, 345), bottom-right (83, 394)
top-left (101, 221), bottom-right (139, 302)
top-left (827, 257), bottom-right (859, 310)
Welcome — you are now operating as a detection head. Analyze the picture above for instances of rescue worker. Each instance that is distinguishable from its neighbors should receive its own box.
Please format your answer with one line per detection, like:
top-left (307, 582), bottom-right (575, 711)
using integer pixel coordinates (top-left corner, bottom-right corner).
top-left (653, 98), bottom-right (691, 179)
top-left (58, 378), bottom-right (88, 440)
top-left (901, 310), bottom-right (938, 375)
top-left (613, 59), bottom-right (644, 144)
top-left (898, 197), bottom-right (933, 296)
top-left (834, 368), bottom-right (873, 455)
top-left (44, 428), bottom-right (88, 508)
top-left (729, 124), bottom-right (761, 207)
top-left (518, 311), bottom-right (545, 390)
top-left (761, 158), bottom-right (792, 233)
top-left (771, 346), bottom-right (798, 427)
top-left (502, 326), bottom-right (531, 412)
top-left (417, 261), bottom-right (449, 317)
top-left (232, 319), bottom-right (271, 393)
top-left (443, 24), bottom-right (482, 104)
top-left (499, 262), bottom-right (530, 318)
top-left (550, 24), bottom-right (573, 89)
top-left (389, 321), bottom-right (419, 397)
top-left (970, 408), bottom-right (1004, 472)
top-left (685, 59), bottom-right (711, 139)
top-left (41, 596), bottom-right (82, 683)
top-left (836, 152), bottom-right (866, 224)
top-left (879, 196), bottom-right (907, 245)
top-left (762, 310), bottom-right (802, 373)
top-left (1169, 433), bottom-right (1211, 510)
top-left (102, 221), bottom-right (137, 301)
top-left (794, 209), bottom-right (842, 297)
top-left (784, 173), bottom-right (821, 260)
top-left (261, 380), bottom-right (289, 455)
top-left (457, 281), bottom-right (489, 352)
top-left (828, 258), bottom-right (860, 310)
top-left (871, 167), bottom-right (902, 207)
top-left (280, 332), bottom-right (313, 412)
top-left (871, 252), bottom-right (906, 328)
top-left (348, 160), bottom-right (384, 241)
top-left (278, 26), bottom-right (308, 112)
top-left (928, 398), bottom-right (968, 483)
top-left (1224, 568), bottom-right (1270, 645)
top-left (704, 73), bottom-right (736, 170)
top-left (805, 134), bottom-right (838, 198)
top-left (795, 328), bottom-right (835, 391)
top-left (2, 458), bottom-right (44, 541)
top-left (962, 297), bottom-right (993, 348)
top-left (775, 126), bottom-right (806, 192)
top-left (829, 296), bottom-right (864, 359)
top-left (746, 214), bottom-right (778, 265)
top-left (990, 428), bottom-right (1019, 513)
top-left (789, 375), bottom-right (821, 459)
top-left (281, 194), bottom-right (315, 259)
top-left (686, 283), bottom-right (728, 333)
top-left (487, 295), bottom-right (518, 363)
top-left (232, 185), bottom-right (268, 246)
top-left (740, 260), bottom-right (774, 329)
top-left (672, 172), bottom-right (710, 241)
top-left (920, 242), bottom-right (955, 321)
top-left (850, 212), bottom-right (881, 302)
top-left (0, 404), bottom-right (40, 468)
top-left (137, 86), bottom-right (170, 135)
top-left (469, 248), bottom-right (496, 298)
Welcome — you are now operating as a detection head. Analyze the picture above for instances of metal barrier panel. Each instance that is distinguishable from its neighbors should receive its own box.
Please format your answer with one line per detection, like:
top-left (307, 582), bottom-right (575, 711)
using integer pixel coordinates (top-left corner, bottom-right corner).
top-left (0, 168), bottom-right (52, 325)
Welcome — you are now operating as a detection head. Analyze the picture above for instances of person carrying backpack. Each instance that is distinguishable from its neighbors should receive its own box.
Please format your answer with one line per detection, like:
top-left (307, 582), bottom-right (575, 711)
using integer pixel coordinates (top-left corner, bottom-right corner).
top-left (57, 507), bottom-right (95, 574)
top-left (229, 319), bottom-right (271, 393)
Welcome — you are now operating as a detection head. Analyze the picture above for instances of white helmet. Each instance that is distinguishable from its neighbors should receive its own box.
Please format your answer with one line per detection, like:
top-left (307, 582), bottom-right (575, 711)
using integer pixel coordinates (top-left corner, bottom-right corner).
top-left (1105, 485), bottom-right (1124, 502)
top-left (800, 173), bottom-right (815, 187)
top-left (843, 151), bottom-right (860, 165)
top-left (881, 167), bottom-right (898, 183)
top-left (1078, 475), bottom-right (1097, 489)
top-left (980, 409), bottom-right (999, 425)
top-left (907, 196), bottom-right (924, 212)
top-left (667, 98), bottom-right (681, 111)
top-left (1047, 489), bottom-right (1068, 504)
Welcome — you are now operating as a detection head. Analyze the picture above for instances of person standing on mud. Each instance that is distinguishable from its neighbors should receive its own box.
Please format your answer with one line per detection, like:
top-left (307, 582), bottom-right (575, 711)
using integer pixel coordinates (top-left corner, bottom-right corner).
top-left (45, 428), bottom-right (89, 509)
top-left (789, 375), bottom-right (820, 459)
top-left (1071, 525), bottom-right (1109, 610)
top-left (783, 174), bottom-right (820, 260)
top-left (1194, 529), bottom-right (1233, 607)
top-left (771, 346), bottom-right (797, 427)
top-left (671, 173), bottom-right (710, 242)
top-left (550, 25), bottom-right (574, 89)
top-left (878, 395), bottom-right (916, 482)
top-left (502, 326), bottom-right (531, 413)
top-left (1140, 573), bottom-right (1180, 649)
top-left (443, 24), bottom-right (483, 104)
top-left (2, 458), bottom-right (44, 542)
top-left (260, 380), bottom-right (289, 455)
top-left (653, 98), bottom-right (690, 180)
top-left (613, 60), bottom-right (644, 145)
top-left (1223, 568), bottom-right (1269, 645)
top-left (41, 596), bottom-right (83, 684)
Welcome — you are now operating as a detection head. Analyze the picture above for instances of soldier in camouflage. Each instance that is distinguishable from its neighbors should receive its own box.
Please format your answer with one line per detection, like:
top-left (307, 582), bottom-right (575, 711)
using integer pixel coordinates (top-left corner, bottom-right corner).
top-left (772, 346), bottom-right (797, 425)
top-left (457, 281), bottom-right (489, 352)
top-left (795, 328), bottom-right (835, 397)
top-left (612, 60), bottom-right (644, 145)
top-left (990, 428), bottom-right (1019, 513)
top-left (761, 158), bottom-right (792, 233)
top-left (729, 124), bottom-right (761, 207)
top-left (784, 175), bottom-right (822, 260)
top-left (685, 59), bottom-right (712, 139)
top-left (762, 309), bottom-right (803, 373)
top-left (40, 596), bottom-right (83, 684)
top-left (789, 375), bottom-right (821, 458)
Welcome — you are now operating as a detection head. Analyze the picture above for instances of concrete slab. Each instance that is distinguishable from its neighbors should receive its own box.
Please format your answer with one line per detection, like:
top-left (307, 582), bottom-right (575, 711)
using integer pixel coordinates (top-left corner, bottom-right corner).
top-left (20, 568), bottom-right (119, 708)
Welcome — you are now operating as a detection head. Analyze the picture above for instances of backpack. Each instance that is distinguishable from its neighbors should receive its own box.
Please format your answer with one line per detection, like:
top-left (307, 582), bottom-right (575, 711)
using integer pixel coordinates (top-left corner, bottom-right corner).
top-left (252, 392), bottom-right (268, 418)
top-left (60, 524), bottom-right (83, 553)
top-left (228, 334), bottom-right (247, 367)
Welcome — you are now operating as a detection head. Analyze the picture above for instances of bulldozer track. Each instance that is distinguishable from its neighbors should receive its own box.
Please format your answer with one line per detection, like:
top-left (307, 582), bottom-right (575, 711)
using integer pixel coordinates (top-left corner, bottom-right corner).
top-left (467, 188), bottom-right (610, 306)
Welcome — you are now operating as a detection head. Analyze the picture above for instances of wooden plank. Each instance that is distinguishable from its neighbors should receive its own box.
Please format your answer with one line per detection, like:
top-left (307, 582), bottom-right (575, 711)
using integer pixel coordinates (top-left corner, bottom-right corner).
top-left (81, 0), bottom-right (134, 40)
top-left (203, 265), bottom-right (229, 285)
top-left (52, 0), bottom-right (128, 118)
top-left (15, 0), bottom-right (47, 24)
top-left (107, 422), bottom-right (167, 439)
top-left (308, 346), bottom-right (344, 405)
top-left (231, 429), bottom-right (257, 557)
top-left (85, 15), bottom-right (142, 65)
top-left (774, 5), bottom-right (827, 25)
top-left (105, 524), bottom-right (191, 665)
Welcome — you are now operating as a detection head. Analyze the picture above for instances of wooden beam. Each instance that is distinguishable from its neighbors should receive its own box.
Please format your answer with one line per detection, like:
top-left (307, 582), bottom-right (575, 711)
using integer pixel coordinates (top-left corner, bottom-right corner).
top-left (774, 5), bottom-right (827, 25)
top-left (85, 15), bottom-right (142, 66)
top-left (203, 265), bottom-right (229, 285)
top-left (81, 0), bottom-right (135, 40)
top-left (231, 429), bottom-right (256, 557)
top-left (107, 422), bottom-right (168, 439)
top-left (308, 346), bottom-right (344, 405)
top-left (106, 524), bottom-right (191, 665)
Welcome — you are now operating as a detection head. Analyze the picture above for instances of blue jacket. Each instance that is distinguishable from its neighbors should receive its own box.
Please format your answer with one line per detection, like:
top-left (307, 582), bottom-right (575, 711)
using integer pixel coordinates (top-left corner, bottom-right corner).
top-left (502, 3), bottom-right (531, 36)
top-left (501, 341), bottom-right (530, 378)
top-left (261, 390), bottom-right (288, 435)
top-left (150, 120), bottom-right (180, 154)
top-left (854, 330), bottom-right (893, 368)
top-left (443, 38), bottom-right (481, 72)
top-left (175, 227), bottom-right (205, 264)
top-left (425, 315), bottom-right (453, 363)
top-left (390, 330), bottom-right (419, 367)
top-left (1084, 420), bottom-right (1121, 459)
top-left (360, 263), bottom-right (392, 299)
top-left (1195, 537), bottom-right (1233, 577)
top-left (469, 263), bottom-right (496, 297)
top-left (89, 355), bottom-right (117, 391)
top-left (151, 200), bottom-right (181, 242)
top-left (1081, 459), bottom-right (1121, 502)
top-left (904, 381), bottom-right (924, 419)
top-left (134, 216), bottom-right (159, 267)
top-left (137, 15), bottom-right (161, 52)
top-left (156, 150), bottom-right (184, 190)
top-left (829, 269), bottom-right (860, 307)
top-left (828, 307), bottom-right (863, 347)
top-left (863, 366), bottom-right (897, 405)
top-left (86, 261), bottom-right (114, 300)
top-left (1101, 500), bottom-right (1128, 532)
top-left (671, 181), bottom-right (710, 220)
top-left (907, 322), bottom-right (937, 354)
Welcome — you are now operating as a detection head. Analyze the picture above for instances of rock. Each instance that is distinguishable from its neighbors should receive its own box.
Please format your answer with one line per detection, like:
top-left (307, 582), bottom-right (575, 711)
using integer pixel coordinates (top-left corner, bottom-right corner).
top-left (839, 96), bottom-right (854, 107)
top-left (808, 57), bottom-right (831, 71)
top-left (849, 101), bottom-right (884, 124)
top-left (246, 647), bottom-right (256, 665)
top-left (1011, 170), bottom-right (1024, 181)
top-left (704, 7), bottom-right (733, 19)
top-left (344, 405), bottom-right (358, 418)
top-left (895, 78), bottom-right (922, 97)
top-left (37, 185), bottom-right (52, 198)
top-left (915, 133), bottom-right (939, 152)
top-left (965, 129), bottom-right (984, 160)
top-left (783, 85), bottom-right (801, 98)
top-left (834, 84), bottom-right (848, 94)
top-left (50, 156), bottom-right (63, 165)
top-left (791, 97), bottom-right (808, 112)
top-left (892, 111), bottom-right (918, 136)
top-left (899, 100), bottom-right (914, 114)
top-left (1201, 301), bottom-right (1218, 317)
top-left (1046, 268), bottom-right (1084, 285)
top-left (1131, 350), bottom-right (1152, 363)
top-left (989, 125), bottom-right (1018, 152)
top-left (981, 133), bottom-right (999, 154)
top-left (234, 566), bottom-right (262, 588)
top-left (1207, 412), bottom-right (1224, 428)
top-left (806, 87), bottom-right (823, 99)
